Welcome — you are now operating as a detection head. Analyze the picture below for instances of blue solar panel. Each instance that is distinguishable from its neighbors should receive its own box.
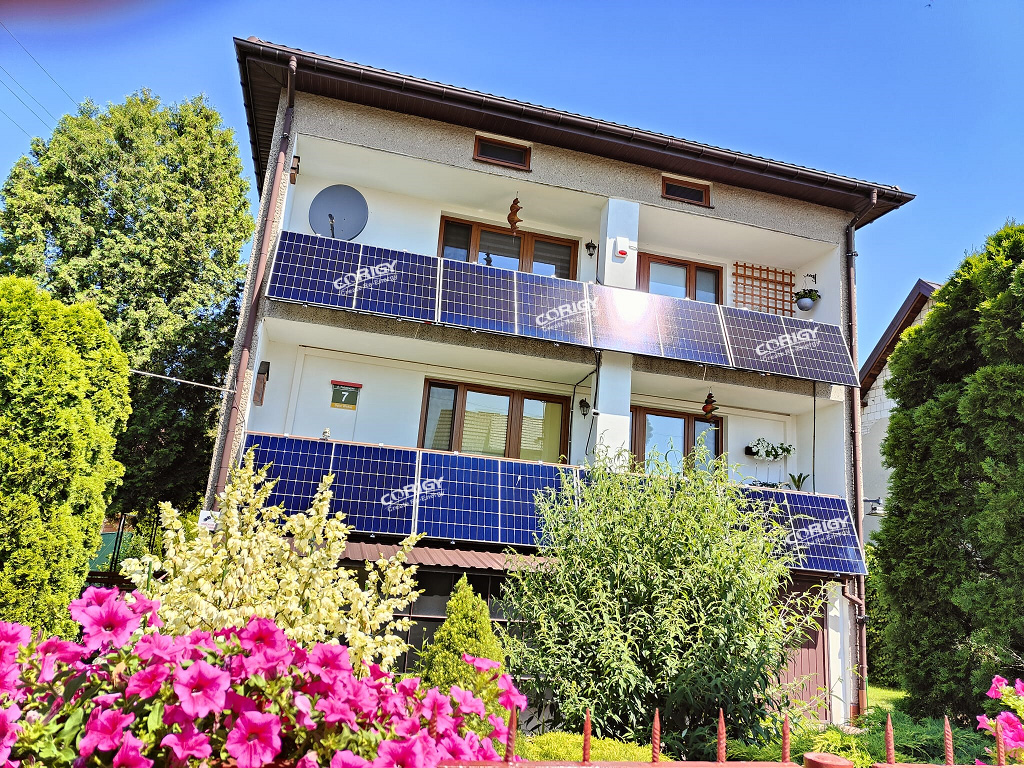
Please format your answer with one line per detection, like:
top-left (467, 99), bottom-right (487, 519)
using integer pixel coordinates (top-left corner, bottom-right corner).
top-left (780, 317), bottom-right (858, 386)
top-left (655, 296), bottom-right (731, 367)
top-left (243, 433), bottom-right (334, 513)
top-left (331, 443), bottom-right (417, 535)
top-left (720, 306), bottom-right (800, 378)
top-left (439, 261), bottom-right (516, 334)
top-left (500, 461), bottom-right (565, 545)
top-left (267, 232), bottom-right (360, 309)
top-left (354, 246), bottom-right (439, 322)
top-left (515, 272), bottom-right (592, 346)
top-left (415, 452), bottom-right (501, 542)
top-left (587, 283), bottom-right (662, 356)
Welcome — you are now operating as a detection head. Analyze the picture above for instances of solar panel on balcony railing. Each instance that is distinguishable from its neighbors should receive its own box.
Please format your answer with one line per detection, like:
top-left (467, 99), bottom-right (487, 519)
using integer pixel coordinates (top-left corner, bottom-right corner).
top-left (499, 460), bottom-right (565, 545)
top-left (243, 433), bottom-right (334, 513)
top-left (780, 317), bottom-right (859, 387)
top-left (720, 305), bottom-right (800, 378)
top-left (439, 261), bottom-right (516, 334)
top-left (353, 246), bottom-right (439, 322)
top-left (331, 443), bottom-right (418, 536)
top-left (655, 296), bottom-right (731, 367)
top-left (587, 283), bottom-right (663, 357)
top-left (267, 232), bottom-right (360, 309)
top-left (415, 452), bottom-right (501, 542)
top-left (515, 272), bottom-right (592, 347)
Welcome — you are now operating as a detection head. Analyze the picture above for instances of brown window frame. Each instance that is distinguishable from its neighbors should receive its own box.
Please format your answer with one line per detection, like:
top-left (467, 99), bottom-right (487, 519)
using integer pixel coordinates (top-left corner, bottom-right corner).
top-left (418, 379), bottom-right (571, 463)
top-left (637, 252), bottom-right (724, 304)
top-left (662, 176), bottom-right (712, 207)
top-left (630, 404), bottom-right (723, 466)
top-left (473, 135), bottom-right (532, 171)
top-left (437, 216), bottom-right (579, 280)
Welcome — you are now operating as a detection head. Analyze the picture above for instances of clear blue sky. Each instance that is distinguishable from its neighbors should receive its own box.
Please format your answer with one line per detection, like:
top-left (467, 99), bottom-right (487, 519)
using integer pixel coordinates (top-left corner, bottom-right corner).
top-left (1, 0), bottom-right (1021, 353)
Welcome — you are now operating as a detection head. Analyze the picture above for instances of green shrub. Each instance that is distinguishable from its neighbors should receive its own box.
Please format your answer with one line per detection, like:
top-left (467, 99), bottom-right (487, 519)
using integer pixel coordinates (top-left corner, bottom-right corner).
top-left (0, 277), bottom-right (130, 637)
top-left (518, 731), bottom-right (664, 762)
top-left (864, 544), bottom-right (900, 688)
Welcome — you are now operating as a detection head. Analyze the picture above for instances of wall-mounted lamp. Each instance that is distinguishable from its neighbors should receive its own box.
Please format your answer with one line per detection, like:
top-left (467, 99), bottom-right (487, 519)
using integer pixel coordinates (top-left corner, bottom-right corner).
top-left (585, 240), bottom-right (598, 258)
top-left (578, 398), bottom-right (591, 417)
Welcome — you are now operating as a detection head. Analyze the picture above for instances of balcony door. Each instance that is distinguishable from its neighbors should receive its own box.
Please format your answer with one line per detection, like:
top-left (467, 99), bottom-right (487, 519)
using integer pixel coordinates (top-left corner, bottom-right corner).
top-left (638, 253), bottom-right (722, 304)
top-left (439, 217), bottom-right (578, 280)
top-left (631, 405), bottom-right (721, 472)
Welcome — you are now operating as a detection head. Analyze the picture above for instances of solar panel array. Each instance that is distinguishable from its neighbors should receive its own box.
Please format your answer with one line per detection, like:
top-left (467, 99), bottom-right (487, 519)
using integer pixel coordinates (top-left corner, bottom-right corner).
top-left (242, 432), bottom-right (866, 574)
top-left (268, 231), bottom-right (858, 386)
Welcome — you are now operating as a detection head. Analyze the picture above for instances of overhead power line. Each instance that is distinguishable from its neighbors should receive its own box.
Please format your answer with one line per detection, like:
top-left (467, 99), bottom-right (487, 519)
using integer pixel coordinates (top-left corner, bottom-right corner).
top-left (129, 369), bottom-right (235, 394)
top-left (0, 18), bottom-right (77, 106)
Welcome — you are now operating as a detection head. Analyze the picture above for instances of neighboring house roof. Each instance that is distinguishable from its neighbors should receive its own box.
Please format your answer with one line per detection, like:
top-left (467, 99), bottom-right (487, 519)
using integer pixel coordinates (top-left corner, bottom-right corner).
top-left (234, 37), bottom-right (914, 226)
top-left (859, 279), bottom-right (940, 400)
top-left (341, 541), bottom-right (508, 571)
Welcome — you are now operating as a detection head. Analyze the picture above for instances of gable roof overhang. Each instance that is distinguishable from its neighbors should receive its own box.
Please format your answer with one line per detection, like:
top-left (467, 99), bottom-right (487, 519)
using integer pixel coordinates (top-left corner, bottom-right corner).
top-left (859, 278), bottom-right (940, 400)
top-left (234, 37), bottom-right (914, 227)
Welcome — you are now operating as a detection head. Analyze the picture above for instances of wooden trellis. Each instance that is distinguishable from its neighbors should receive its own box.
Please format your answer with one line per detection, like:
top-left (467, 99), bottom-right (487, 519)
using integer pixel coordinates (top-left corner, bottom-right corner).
top-left (733, 262), bottom-right (796, 317)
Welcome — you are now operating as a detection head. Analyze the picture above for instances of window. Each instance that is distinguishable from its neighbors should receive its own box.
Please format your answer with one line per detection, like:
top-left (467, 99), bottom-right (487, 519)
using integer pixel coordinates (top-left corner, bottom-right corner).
top-left (638, 253), bottom-right (722, 304)
top-left (630, 405), bottom-right (722, 472)
top-left (473, 136), bottom-right (531, 171)
top-left (662, 176), bottom-right (711, 207)
top-left (419, 380), bottom-right (569, 462)
top-left (438, 217), bottom-right (578, 279)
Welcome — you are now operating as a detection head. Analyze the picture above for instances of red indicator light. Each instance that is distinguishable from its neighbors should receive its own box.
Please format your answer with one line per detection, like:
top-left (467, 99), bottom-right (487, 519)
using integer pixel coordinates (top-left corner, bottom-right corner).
top-left (618, 249), bottom-right (627, 256)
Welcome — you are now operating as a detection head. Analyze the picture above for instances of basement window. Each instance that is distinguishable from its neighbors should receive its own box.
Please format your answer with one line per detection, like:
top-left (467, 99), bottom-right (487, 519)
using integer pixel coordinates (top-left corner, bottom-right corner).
top-left (473, 136), bottom-right (531, 171)
top-left (662, 176), bottom-right (712, 207)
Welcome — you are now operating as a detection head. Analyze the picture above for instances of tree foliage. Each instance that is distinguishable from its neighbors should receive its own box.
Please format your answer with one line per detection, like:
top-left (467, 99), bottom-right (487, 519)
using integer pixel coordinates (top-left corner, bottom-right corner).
top-left (0, 90), bottom-right (254, 527)
top-left (864, 544), bottom-right (900, 689)
top-left (0, 276), bottom-right (130, 637)
top-left (500, 446), bottom-right (822, 758)
top-left (876, 222), bottom-right (1024, 719)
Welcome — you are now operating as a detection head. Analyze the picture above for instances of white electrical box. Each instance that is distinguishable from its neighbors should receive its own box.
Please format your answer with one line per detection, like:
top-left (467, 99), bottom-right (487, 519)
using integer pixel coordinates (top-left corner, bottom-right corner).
top-left (612, 235), bottom-right (634, 263)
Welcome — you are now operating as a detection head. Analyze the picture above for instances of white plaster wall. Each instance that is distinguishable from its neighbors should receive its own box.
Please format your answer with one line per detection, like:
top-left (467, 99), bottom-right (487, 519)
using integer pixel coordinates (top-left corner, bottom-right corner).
top-left (725, 414), bottom-right (791, 485)
top-left (796, 247), bottom-right (844, 327)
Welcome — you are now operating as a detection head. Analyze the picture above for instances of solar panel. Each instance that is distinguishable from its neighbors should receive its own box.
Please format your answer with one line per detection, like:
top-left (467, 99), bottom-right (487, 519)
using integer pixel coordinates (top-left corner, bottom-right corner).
top-left (587, 283), bottom-right (663, 356)
top-left (499, 460), bottom-right (565, 545)
top-left (415, 452), bottom-right (501, 542)
top-left (331, 443), bottom-right (417, 535)
top-left (439, 261), bottom-right (516, 334)
top-left (780, 317), bottom-right (858, 386)
top-left (655, 296), bottom-right (731, 367)
top-left (267, 232), bottom-right (360, 309)
top-left (515, 272), bottom-right (592, 346)
top-left (354, 246), bottom-right (439, 322)
top-left (720, 305), bottom-right (800, 378)
top-left (243, 433), bottom-right (334, 513)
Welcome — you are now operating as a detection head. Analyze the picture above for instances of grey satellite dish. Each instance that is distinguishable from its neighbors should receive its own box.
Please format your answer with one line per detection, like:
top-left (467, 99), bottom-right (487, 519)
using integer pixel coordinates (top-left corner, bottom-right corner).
top-left (308, 184), bottom-right (368, 240)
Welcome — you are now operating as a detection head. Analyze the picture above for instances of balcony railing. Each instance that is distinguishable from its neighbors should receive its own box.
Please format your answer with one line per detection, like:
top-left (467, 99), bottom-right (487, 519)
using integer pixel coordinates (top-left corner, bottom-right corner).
top-left (242, 432), bottom-right (866, 575)
top-left (266, 231), bottom-right (859, 387)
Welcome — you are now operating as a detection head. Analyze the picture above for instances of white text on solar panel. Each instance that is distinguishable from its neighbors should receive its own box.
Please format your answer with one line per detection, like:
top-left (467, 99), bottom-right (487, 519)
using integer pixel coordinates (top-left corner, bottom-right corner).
top-left (380, 476), bottom-right (445, 510)
top-left (784, 517), bottom-right (850, 546)
top-left (332, 260), bottom-right (399, 294)
top-left (536, 297), bottom-right (594, 328)
top-left (756, 326), bottom-right (820, 359)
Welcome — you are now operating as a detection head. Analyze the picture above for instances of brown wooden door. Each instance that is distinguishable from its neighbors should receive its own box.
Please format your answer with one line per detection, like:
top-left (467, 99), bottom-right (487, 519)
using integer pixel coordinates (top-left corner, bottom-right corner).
top-left (780, 580), bottom-right (830, 721)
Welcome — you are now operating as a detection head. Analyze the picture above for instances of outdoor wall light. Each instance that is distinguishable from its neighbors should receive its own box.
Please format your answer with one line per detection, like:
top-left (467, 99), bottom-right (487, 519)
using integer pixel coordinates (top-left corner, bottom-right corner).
top-left (585, 240), bottom-right (598, 258)
top-left (578, 398), bottom-right (591, 417)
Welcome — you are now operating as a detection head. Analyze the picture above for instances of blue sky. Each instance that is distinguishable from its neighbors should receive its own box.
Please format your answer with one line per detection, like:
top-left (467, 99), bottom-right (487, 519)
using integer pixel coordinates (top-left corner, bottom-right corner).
top-left (1, 0), bottom-right (1021, 352)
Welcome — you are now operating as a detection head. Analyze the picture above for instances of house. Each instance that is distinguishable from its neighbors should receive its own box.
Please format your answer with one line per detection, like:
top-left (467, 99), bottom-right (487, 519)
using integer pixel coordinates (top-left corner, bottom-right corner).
top-left (208, 37), bottom-right (914, 723)
top-left (859, 279), bottom-right (939, 541)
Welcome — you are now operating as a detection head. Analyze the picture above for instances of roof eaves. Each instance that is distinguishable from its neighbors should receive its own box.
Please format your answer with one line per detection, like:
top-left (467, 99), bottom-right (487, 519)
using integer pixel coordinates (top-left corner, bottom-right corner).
top-left (859, 279), bottom-right (938, 396)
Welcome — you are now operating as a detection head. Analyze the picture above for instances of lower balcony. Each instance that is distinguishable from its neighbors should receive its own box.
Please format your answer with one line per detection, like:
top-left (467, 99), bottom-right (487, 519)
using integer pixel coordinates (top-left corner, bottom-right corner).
top-left (242, 432), bottom-right (866, 575)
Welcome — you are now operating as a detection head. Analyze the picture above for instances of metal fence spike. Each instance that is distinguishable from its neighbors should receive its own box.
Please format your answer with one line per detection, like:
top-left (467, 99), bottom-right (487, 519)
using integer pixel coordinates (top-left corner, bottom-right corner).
top-left (652, 708), bottom-right (661, 764)
top-left (505, 706), bottom-right (517, 763)
top-left (583, 708), bottom-right (592, 764)
top-left (944, 715), bottom-right (954, 765)
top-left (782, 713), bottom-right (791, 764)
top-left (996, 717), bottom-right (1006, 766)
top-left (718, 708), bottom-right (727, 763)
top-left (885, 712), bottom-right (895, 765)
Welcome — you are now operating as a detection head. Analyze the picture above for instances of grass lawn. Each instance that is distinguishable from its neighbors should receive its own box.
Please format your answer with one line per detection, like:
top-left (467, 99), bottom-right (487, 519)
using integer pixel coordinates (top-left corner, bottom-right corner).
top-left (867, 685), bottom-right (905, 711)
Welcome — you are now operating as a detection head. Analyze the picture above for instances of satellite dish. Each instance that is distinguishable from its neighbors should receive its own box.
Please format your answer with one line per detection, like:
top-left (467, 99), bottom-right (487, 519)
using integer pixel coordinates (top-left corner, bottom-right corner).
top-left (308, 185), bottom-right (368, 240)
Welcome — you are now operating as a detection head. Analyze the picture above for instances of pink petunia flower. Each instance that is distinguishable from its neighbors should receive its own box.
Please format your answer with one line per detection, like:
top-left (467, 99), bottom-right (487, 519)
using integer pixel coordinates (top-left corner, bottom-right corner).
top-left (294, 693), bottom-right (317, 730)
top-left (396, 677), bottom-right (420, 697)
top-left (133, 633), bottom-right (184, 666)
top-left (297, 751), bottom-right (320, 768)
top-left (450, 685), bottom-right (487, 718)
top-left (126, 664), bottom-right (170, 699)
top-left (0, 664), bottom-right (20, 700)
top-left (173, 660), bottom-right (230, 718)
top-left (225, 711), bottom-right (282, 768)
top-left (0, 705), bottom-right (22, 764)
top-left (78, 708), bottom-right (136, 757)
top-left (439, 732), bottom-right (477, 761)
top-left (93, 693), bottom-right (123, 708)
top-left (307, 644), bottom-right (353, 683)
top-left (373, 735), bottom-right (437, 768)
top-left (162, 704), bottom-right (193, 728)
top-left (0, 624), bottom-right (30, 666)
top-left (332, 750), bottom-right (371, 768)
top-left (996, 711), bottom-right (1024, 750)
top-left (79, 599), bottom-right (141, 651)
top-left (36, 639), bottom-right (85, 683)
top-left (495, 674), bottom-right (527, 711)
top-left (988, 675), bottom-right (1009, 699)
top-left (316, 696), bottom-right (359, 729)
top-left (978, 714), bottom-right (993, 732)
top-left (238, 617), bottom-right (291, 662)
top-left (126, 592), bottom-right (163, 628)
top-left (68, 587), bottom-right (118, 624)
top-left (1016, 679), bottom-right (1024, 698)
top-left (420, 688), bottom-right (456, 734)
top-left (112, 731), bottom-right (152, 768)
top-left (161, 723), bottom-right (212, 763)
top-left (461, 654), bottom-right (500, 674)
top-left (487, 713), bottom-right (509, 745)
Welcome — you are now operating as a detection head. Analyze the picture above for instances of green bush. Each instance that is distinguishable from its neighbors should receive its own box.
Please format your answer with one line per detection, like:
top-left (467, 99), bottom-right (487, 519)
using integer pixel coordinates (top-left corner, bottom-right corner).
top-left (414, 575), bottom-right (505, 728)
top-left (0, 277), bottom-right (130, 637)
top-left (864, 544), bottom-right (900, 688)
top-left (501, 445), bottom-right (824, 758)
top-left (518, 731), bottom-right (664, 762)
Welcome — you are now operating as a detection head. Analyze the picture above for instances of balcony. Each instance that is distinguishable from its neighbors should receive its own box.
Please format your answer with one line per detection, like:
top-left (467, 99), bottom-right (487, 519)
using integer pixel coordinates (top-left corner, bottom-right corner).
top-left (242, 431), bottom-right (866, 575)
top-left (266, 231), bottom-right (859, 387)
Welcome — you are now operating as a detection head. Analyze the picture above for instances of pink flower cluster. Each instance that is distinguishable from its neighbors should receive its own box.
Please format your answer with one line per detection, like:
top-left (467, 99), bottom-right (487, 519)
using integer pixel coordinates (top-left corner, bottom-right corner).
top-left (0, 588), bottom-right (525, 768)
top-left (978, 675), bottom-right (1024, 763)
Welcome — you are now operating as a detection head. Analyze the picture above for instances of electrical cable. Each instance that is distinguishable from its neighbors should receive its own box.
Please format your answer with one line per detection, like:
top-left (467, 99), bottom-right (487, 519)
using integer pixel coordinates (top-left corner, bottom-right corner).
top-left (0, 18), bottom-right (78, 106)
top-left (0, 60), bottom-right (60, 122)
top-left (129, 368), bottom-right (234, 394)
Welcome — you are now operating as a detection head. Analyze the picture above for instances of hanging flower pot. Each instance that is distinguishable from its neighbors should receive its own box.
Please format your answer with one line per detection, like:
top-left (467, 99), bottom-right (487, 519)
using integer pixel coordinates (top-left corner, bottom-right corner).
top-left (794, 288), bottom-right (821, 311)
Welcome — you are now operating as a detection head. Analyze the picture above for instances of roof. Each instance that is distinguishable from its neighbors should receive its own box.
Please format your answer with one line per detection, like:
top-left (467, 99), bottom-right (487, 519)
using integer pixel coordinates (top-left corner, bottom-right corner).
top-left (859, 279), bottom-right (940, 398)
top-left (341, 541), bottom-right (509, 571)
top-left (234, 37), bottom-right (914, 226)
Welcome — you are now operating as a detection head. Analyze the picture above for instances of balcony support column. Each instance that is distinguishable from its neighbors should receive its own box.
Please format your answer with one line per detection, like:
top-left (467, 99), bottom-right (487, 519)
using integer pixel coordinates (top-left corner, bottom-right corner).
top-left (597, 198), bottom-right (640, 289)
top-left (589, 350), bottom-right (633, 464)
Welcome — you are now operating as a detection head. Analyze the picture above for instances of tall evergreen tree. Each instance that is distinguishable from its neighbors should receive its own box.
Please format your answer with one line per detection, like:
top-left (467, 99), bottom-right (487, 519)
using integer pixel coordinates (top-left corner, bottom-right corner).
top-left (0, 91), bottom-right (254, 528)
top-left (877, 222), bottom-right (1024, 719)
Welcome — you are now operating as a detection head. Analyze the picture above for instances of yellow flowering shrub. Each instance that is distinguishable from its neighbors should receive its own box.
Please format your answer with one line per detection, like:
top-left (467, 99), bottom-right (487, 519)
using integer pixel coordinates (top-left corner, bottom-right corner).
top-left (122, 449), bottom-right (422, 669)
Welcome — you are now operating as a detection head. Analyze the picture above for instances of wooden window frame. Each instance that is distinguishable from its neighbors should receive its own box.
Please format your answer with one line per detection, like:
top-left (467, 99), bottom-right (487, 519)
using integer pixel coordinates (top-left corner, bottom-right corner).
top-left (662, 176), bottom-right (712, 207)
top-left (473, 135), bottom-right (532, 171)
top-left (637, 252), bottom-right (724, 304)
top-left (630, 404), bottom-right (723, 466)
top-left (418, 379), bottom-right (571, 463)
top-left (437, 216), bottom-right (579, 280)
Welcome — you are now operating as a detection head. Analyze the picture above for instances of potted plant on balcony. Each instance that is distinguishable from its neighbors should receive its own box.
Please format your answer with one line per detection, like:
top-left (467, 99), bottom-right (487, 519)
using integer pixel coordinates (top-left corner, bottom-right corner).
top-left (745, 438), bottom-right (794, 485)
top-left (794, 287), bottom-right (821, 311)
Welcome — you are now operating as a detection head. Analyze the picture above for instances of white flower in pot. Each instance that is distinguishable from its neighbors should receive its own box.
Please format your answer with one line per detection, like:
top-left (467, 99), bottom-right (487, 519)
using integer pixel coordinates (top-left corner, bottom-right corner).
top-left (794, 288), bottom-right (821, 311)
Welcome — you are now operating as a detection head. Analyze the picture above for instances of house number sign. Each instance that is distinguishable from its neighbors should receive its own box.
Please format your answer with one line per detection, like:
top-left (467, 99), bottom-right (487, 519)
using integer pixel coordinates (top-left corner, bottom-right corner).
top-left (330, 380), bottom-right (362, 410)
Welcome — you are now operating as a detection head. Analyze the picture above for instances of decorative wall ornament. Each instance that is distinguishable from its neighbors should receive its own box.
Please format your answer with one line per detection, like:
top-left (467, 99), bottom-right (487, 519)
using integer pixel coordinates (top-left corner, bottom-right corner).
top-left (507, 197), bottom-right (523, 235)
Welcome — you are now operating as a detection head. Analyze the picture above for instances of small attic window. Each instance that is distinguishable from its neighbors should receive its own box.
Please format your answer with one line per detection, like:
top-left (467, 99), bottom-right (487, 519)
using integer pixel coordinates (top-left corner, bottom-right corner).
top-left (662, 176), bottom-right (712, 207)
top-left (474, 136), bottom-right (531, 170)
